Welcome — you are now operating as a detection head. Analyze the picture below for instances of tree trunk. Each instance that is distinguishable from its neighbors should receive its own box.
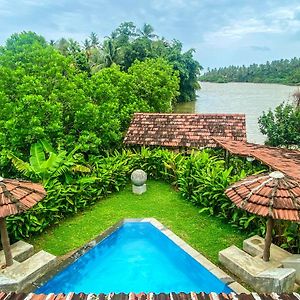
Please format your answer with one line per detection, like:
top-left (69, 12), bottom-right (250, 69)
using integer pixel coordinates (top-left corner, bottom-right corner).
top-left (224, 150), bottom-right (230, 168)
top-left (263, 217), bottom-right (274, 262)
top-left (0, 218), bottom-right (13, 267)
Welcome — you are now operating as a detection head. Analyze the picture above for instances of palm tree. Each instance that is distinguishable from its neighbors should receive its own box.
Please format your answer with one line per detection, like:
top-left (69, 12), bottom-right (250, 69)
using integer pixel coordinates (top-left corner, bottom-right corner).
top-left (89, 32), bottom-right (100, 47)
top-left (88, 37), bottom-right (122, 73)
top-left (68, 39), bottom-right (81, 54)
top-left (101, 37), bottom-right (120, 66)
top-left (138, 24), bottom-right (158, 40)
top-left (54, 38), bottom-right (70, 56)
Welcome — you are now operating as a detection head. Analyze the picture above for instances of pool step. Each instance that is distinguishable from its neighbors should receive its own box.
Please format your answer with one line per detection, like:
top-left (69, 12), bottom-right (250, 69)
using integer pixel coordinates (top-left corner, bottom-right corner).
top-left (0, 241), bottom-right (34, 265)
top-left (4, 250), bottom-right (56, 283)
top-left (0, 243), bottom-right (57, 292)
top-left (219, 245), bottom-right (295, 293)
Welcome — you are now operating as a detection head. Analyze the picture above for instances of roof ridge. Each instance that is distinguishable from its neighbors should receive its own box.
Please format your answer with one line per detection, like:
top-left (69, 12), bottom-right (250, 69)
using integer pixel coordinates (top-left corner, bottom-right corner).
top-left (134, 112), bottom-right (246, 117)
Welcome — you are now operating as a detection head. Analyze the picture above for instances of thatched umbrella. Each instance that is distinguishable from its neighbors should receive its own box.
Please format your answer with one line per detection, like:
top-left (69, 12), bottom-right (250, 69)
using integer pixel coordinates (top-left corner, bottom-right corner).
top-left (225, 171), bottom-right (300, 262)
top-left (0, 177), bottom-right (46, 267)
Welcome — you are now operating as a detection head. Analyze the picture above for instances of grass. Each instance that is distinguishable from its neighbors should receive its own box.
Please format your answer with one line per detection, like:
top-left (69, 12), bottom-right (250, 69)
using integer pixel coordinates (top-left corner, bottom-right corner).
top-left (29, 180), bottom-right (247, 265)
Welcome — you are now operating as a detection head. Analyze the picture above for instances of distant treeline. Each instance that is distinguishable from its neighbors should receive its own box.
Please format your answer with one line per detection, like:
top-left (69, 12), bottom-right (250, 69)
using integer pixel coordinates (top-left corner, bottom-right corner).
top-left (200, 57), bottom-right (300, 85)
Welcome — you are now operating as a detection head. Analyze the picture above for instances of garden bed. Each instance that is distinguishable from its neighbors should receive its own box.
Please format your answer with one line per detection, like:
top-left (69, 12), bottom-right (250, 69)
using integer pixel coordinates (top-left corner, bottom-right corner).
top-left (28, 180), bottom-right (247, 265)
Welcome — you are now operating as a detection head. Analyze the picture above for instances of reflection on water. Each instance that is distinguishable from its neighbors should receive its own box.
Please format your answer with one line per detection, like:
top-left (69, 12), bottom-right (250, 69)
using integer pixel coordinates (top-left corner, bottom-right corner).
top-left (174, 82), bottom-right (295, 144)
top-left (174, 100), bottom-right (196, 113)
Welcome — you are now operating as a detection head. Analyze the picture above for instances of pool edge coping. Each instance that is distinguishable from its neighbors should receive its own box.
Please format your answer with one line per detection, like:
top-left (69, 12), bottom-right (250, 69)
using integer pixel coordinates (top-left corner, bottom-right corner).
top-left (31, 218), bottom-right (249, 294)
top-left (126, 218), bottom-right (249, 294)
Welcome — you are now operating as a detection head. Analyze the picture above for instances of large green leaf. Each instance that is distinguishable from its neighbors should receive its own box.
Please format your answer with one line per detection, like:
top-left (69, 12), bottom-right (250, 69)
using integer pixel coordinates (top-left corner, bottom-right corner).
top-left (7, 153), bottom-right (32, 176)
top-left (29, 142), bottom-right (45, 172)
top-left (40, 140), bottom-right (56, 154)
top-left (43, 152), bottom-right (61, 173)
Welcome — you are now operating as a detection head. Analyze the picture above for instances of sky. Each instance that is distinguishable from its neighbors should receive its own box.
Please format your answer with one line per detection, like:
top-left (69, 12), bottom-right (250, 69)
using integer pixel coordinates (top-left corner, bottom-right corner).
top-left (1, 0), bottom-right (300, 69)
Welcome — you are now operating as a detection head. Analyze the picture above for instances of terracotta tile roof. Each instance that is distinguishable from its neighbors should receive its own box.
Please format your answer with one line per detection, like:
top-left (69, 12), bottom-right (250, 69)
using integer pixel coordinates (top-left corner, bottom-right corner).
top-left (124, 113), bottom-right (246, 148)
top-left (0, 292), bottom-right (299, 300)
top-left (225, 172), bottom-right (300, 221)
top-left (0, 178), bottom-right (46, 218)
top-left (214, 138), bottom-right (300, 182)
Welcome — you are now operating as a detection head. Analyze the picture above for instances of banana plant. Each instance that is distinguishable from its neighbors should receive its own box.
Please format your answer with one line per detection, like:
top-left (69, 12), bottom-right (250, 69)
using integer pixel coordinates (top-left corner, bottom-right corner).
top-left (7, 140), bottom-right (90, 185)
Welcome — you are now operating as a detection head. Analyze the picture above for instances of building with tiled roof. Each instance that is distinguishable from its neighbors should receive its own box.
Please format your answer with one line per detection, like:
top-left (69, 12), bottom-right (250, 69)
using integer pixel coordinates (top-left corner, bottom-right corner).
top-left (124, 113), bottom-right (246, 148)
top-left (214, 138), bottom-right (300, 181)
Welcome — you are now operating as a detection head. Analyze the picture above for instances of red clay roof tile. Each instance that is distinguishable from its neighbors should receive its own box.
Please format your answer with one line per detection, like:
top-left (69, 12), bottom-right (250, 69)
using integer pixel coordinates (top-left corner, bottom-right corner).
top-left (0, 293), bottom-right (298, 300)
top-left (225, 173), bottom-right (300, 221)
top-left (124, 113), bottom-right (246, 148)
top-left (214, 138), bottom-right (300, 182)
top-left (0, 178), bottom-right (46, 218)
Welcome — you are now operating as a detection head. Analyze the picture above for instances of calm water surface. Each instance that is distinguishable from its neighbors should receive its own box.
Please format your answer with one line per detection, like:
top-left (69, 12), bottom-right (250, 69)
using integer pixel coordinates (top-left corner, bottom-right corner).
top-left (36, 222), bottom-right (231, 294)
top-left (175, 82), bottom-right (296, 144)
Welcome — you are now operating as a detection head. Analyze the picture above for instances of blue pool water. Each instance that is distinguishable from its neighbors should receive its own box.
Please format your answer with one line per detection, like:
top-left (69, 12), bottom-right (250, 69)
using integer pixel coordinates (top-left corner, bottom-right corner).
top-left (35, 222), bottom-right (232, 294)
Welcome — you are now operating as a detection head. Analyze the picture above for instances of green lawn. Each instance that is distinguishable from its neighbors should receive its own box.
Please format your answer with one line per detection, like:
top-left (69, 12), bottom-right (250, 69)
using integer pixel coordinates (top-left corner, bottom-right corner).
top-left (29, 180), bottom-right (247, 265)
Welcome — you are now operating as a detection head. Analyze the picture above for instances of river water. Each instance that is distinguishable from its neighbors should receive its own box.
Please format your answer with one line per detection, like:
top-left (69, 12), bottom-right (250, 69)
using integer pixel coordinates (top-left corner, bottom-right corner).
top-left (174, 82), bottom-right (296, 144)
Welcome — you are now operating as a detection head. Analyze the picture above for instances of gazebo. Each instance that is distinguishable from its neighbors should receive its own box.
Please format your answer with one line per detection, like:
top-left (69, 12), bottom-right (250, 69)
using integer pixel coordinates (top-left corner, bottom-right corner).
top-left (225, 171), bottom-right (300, 261)
top-left (0, 177), bottom-right (46, 267)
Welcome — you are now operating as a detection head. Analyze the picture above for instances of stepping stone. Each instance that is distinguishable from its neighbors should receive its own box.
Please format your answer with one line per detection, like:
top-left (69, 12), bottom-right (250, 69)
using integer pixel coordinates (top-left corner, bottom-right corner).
top-left (0, 241), bottom-right (34, 265)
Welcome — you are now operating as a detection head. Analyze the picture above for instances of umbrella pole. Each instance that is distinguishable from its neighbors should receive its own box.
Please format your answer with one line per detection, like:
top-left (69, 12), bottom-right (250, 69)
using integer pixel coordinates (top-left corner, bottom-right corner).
top-left (263, 217), bottom-right (274, 262)
top-left (0, 218), bottom-right (13, 267)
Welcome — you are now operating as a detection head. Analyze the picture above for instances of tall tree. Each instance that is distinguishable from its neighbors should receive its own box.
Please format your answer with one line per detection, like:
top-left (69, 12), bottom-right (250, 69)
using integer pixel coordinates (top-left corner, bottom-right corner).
top-left (138, 24), bottom-right (158, 40)
top-left (0, 32), bottom-right (180, 164)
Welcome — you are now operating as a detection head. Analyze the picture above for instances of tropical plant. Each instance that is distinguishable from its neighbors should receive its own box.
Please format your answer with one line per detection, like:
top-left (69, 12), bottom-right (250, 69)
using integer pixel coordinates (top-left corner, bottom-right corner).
top-left (137, 24), bottom-right (158, 40)
top-left (4, 146), bottom-right (299, 253)
top-left (7, 140), bottom-right (90, 185)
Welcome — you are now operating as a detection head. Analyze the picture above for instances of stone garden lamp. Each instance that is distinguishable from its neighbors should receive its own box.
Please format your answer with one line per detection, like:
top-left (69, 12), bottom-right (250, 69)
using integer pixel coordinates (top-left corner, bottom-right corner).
top-left (0, 177), bottom-right (46, 267)
top-left (225, 171), bottom-right (300, 262)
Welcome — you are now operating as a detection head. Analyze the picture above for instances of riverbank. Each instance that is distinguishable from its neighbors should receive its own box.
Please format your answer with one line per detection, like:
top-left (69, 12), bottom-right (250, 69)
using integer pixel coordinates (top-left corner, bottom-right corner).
top-left (200, 80), bottom-right (300, 86)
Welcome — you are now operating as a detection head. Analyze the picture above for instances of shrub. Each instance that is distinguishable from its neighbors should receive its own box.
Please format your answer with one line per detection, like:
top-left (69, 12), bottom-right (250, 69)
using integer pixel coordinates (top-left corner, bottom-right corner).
top-left (6, 146), bottom-right (299, 253)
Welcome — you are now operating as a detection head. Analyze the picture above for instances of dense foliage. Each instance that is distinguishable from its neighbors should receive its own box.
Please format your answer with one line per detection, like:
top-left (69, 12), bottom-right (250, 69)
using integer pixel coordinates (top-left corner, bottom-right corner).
top-left (200, 57), bottom-right (300, 85)
top-left (54, 22), bottom-right (202, 102)
top-left (1, 29), bottom-right (299, 259)
top-left (0, 32), bottom-right (179, 165)
top-left (7, 146), bottom-right (299, 253)
top-left (258, 94), bottom-right (300, 147)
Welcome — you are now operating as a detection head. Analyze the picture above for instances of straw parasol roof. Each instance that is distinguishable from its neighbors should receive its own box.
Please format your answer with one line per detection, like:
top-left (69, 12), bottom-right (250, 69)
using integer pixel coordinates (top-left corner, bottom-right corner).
top-left (0, 177), bottom-right (46, 266)
top-left (225, 171), bottom-right (300, 261)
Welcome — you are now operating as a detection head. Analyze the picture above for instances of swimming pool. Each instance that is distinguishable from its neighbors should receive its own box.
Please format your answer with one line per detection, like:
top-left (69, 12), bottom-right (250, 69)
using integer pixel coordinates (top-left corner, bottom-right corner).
top-left (35, 221), bottom-right (232, 294)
